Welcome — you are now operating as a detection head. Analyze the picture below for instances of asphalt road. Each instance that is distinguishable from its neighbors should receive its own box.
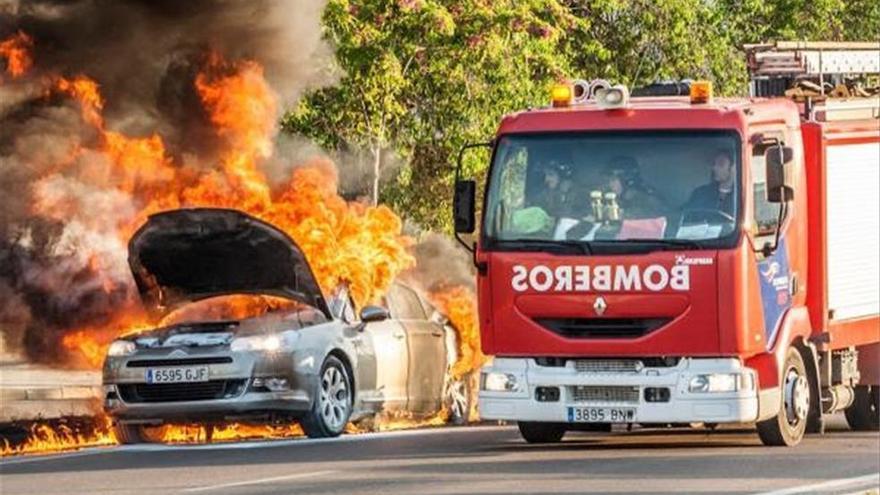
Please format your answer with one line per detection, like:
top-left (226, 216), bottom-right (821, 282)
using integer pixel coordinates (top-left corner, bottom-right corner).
top-left (1, 422), bottom-right (878, 495)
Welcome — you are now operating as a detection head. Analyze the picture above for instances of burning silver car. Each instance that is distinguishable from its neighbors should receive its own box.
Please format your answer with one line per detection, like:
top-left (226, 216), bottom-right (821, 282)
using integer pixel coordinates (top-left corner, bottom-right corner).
top-left (103, 208), bottom-right (468, 442)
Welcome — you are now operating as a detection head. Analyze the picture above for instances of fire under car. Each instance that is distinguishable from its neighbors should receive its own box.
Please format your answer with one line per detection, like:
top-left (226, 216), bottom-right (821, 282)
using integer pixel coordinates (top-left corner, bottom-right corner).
top-left (102, 208), bottom-right (469, 442)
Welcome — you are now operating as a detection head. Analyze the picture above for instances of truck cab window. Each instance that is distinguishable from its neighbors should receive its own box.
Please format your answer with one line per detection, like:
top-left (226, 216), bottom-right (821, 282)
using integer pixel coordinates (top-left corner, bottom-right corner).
top-left (750, 132), bottom-right (793, 251)
top-left (750, 149), bottom-right (779, 247)
top-left (483, 132), bottom-right (741, 248)
top-left (490, 145), bottom-right (529, 235)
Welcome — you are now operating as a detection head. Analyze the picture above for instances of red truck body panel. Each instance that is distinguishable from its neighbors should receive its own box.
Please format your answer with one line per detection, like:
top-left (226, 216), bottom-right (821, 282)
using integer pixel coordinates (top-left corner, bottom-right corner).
top-left (478, 96), bottom-right (879, 385)
top-left (803, 120), bottom-right (880, 351)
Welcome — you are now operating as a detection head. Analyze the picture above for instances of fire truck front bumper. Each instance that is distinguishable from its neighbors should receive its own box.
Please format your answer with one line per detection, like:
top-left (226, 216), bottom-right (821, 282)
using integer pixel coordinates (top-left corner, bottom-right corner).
top-left (478, 357), bottom-right (759, 424)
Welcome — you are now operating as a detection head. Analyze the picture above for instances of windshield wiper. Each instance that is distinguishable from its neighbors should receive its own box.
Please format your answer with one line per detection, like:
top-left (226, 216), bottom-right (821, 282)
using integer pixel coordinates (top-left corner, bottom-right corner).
top-left (495, 238), bottom-right (593, 255)
top-left (613, 238), bottom-right (702, 250)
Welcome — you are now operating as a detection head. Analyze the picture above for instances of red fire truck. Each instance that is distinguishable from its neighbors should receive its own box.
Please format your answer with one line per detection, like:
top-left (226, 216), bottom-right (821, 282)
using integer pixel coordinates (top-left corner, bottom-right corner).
top-left (453, 42), bottom-right (879, 446)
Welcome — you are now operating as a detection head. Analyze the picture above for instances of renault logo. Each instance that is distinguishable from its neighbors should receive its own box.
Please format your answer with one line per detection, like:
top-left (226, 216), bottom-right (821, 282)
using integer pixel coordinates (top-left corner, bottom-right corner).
top-left (593, 296), bottom-right (607, 316)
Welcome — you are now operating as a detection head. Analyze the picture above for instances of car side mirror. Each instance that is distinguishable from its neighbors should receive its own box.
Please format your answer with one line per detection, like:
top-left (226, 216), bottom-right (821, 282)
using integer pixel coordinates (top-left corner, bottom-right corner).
top-left (765, 145), bottom-right (795, 203)
top-left (453, 179), bottom-right (476, 234)
top-left (359, 305), bottom-right (389, 324)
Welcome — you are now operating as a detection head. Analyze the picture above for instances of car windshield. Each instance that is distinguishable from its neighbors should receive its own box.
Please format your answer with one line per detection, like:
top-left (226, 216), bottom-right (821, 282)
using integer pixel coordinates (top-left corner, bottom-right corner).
top-left (483, 131), bottom-right (741, 248)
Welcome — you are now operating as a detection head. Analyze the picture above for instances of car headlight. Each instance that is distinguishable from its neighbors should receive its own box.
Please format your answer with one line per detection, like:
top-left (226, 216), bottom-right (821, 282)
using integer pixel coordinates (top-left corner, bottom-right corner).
top-left (230, 334), bottom-right (292, 353)
top-left (107, 340), bottom-right (136, 357)
top-left (481, 372), bottom-right (521, 392)
top-left (689, 373), bottom-right (752, 393)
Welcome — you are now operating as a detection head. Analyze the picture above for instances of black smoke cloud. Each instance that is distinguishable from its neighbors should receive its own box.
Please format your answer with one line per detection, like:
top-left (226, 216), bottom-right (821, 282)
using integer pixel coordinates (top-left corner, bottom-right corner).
top-left (2, 0), bottom-right (334, 153)
top-left (0, 0), bottom-right (334, 365)
top-left (404, 233), bottom-right (475, 294)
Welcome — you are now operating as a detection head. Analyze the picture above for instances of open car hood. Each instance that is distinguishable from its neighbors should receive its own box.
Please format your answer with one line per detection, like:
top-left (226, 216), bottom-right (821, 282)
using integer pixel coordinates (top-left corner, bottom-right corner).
top-left (128, 208), bottom-right (330, 318)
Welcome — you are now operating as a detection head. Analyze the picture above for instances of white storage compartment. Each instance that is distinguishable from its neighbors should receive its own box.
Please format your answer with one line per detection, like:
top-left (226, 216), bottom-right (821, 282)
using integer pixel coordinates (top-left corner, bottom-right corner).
top-left (826, 142), bottom-right (880, 320)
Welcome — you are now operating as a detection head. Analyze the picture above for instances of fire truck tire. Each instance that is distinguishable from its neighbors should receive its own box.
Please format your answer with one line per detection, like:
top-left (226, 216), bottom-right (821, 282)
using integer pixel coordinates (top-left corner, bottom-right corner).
top-left (113, 422), bottom-right (147, 444)
top-left (517, 422), bottom-right (565, 443)
top-left (845, 385), bottom-right (880, 431)
top-left (757, 348), bottom-right (810, 446)
top-left (800, 346), bottom-right (824, 435)
top-left (301, 355), bottom-right (352, 439)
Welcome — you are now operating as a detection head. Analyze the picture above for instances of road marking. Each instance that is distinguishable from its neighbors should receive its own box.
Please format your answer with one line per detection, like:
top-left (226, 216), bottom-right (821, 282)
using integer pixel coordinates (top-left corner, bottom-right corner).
top-left (753, 473), bottom-right (880, 495)
top-left (181, 470), bottom-right (334, 492)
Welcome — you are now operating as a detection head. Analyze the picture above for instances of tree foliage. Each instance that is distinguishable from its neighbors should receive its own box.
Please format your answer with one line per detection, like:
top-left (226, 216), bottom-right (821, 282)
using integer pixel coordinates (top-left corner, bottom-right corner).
top-left (283, 0), bottom-right (879, 231)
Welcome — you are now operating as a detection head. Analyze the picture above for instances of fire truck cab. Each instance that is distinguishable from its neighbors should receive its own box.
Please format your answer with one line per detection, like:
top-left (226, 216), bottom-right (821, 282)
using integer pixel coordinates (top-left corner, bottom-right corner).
top-left (453, 42), bottom-right (880, 446)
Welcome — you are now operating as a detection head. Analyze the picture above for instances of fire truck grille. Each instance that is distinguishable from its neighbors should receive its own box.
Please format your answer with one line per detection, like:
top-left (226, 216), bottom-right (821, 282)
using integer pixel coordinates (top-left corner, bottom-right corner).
top-left (118, 379), bottom-right (247, 403)
top-left (569, 386), bottom-right (640, 403)
top-left (535, 318), bottom-right (670, 339)
top-left (574, 359), bottom-right (643, 374)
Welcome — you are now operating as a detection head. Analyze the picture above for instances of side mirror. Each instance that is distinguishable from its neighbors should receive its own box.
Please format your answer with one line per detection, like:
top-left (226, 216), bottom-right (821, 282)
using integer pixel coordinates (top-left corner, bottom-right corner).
top-left (765, 145), bottom-right (795, 203)
top-left (453, 179), bottom-right (476, 234)
top-left (359, 305), bottom-right (389, 324)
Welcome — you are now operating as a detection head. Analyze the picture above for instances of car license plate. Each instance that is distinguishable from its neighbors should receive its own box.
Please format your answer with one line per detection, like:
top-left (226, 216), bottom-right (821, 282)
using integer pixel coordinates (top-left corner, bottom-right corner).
top-left (145, 366), bottom-right (209, 384)
top-left (568, 406), bottom-right (636, 423)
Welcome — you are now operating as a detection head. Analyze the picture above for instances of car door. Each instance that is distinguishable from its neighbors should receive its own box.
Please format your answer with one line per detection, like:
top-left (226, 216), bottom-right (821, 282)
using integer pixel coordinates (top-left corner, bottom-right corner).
top-left (388, 283), bottom-right (446, 414)
top-left (362, 300), bottom-right (410, 412)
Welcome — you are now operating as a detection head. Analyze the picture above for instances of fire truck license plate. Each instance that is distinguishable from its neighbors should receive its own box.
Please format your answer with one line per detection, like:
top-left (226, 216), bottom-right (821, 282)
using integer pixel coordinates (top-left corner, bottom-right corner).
top-left (145, 367), bottom-right (209, 384)
top-left (568, 406), bottom-right (635, 423)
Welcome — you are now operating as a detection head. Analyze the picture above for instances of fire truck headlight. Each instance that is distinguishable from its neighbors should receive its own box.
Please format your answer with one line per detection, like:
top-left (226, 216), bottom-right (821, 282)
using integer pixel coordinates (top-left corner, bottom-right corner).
top-left (107, 340), bottom-right (136, 357)
top-left (481, 372), bottom-right (521, 392)
top-left (688, 373), bottom-right (749, 393)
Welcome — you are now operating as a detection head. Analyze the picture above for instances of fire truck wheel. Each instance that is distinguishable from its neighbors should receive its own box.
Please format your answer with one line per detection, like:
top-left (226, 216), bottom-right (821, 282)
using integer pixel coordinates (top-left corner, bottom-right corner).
top-left (845, 385), bottom-right (880, 431)
top-left (113, 422), bottom-right (147, 444)
top-left (517, 422), bottom-right (566, 443)
top-left (757, 348), bottom-right (810, 446)
top-left (301, 355), bottom-right (352, 438)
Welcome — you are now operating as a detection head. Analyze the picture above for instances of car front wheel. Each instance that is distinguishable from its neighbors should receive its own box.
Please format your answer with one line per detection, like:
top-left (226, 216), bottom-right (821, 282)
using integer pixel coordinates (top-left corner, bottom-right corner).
top-left (301, 355), bottom-right (352, 438)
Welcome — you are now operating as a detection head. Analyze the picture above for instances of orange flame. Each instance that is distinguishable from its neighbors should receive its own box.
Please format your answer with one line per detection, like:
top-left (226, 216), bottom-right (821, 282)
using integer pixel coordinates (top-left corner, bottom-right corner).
top-left (60, 309), bottom-right (154, 369)
top-left (429, 286), bottom-right (486, 380)
top-left (370, 409), bottom-right (450, 432)
top-left (3, 48), bottom-right (480, 457)
top-left (428, 286), bottom-right (485, 422)
top-left (194, 53), bottom-right (275, 202)
top-left (32, 52), bottom-right (413, 370)
top-left (145, 422), bottom-right (304, 444)
top-left (53, 75), bottom-right (105, 128)
top-left (0, 416), bottom-right (116, 457)
top-left (0, 30), bottom-right (33, 78)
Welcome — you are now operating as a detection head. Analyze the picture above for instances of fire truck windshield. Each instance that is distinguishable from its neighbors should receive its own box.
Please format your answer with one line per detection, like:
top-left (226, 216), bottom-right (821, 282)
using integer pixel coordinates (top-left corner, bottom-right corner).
top-left (483, 131), bottom-right (741, 249)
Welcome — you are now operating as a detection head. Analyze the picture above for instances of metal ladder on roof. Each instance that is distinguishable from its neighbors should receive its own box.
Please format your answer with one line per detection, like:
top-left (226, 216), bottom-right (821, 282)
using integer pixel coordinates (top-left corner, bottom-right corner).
top-left (745, 41), bottom-right (880, 100)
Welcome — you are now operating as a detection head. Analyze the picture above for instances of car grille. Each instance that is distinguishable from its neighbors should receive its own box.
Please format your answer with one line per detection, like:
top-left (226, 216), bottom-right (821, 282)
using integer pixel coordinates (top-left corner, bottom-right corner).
top-left (126, 357), bottom-right (233, 368)
top-left (117, 379), bottom-right (247, 403)
top-left (535, 318), bottom-right (670, 339)
top-left (574, 359), bottom-right (643, 374)
top-left (569, 386), bottom-right (640, 403)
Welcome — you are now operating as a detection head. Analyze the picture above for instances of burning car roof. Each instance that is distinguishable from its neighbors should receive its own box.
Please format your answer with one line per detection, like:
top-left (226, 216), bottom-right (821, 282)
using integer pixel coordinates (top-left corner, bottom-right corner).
top-left (128, 208), bottom-right (330, 318)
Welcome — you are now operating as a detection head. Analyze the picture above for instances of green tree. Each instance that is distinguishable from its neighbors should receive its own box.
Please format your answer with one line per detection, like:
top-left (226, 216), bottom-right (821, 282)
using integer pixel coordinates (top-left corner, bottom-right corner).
top-left (284, 0), bottom-right (585, 228)
top-left (284, 0), bottom-right (880, 230)
top-left (564, 0), bottom-right (747, 95)
top-left (716, 0), bottom-right (880, 44)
